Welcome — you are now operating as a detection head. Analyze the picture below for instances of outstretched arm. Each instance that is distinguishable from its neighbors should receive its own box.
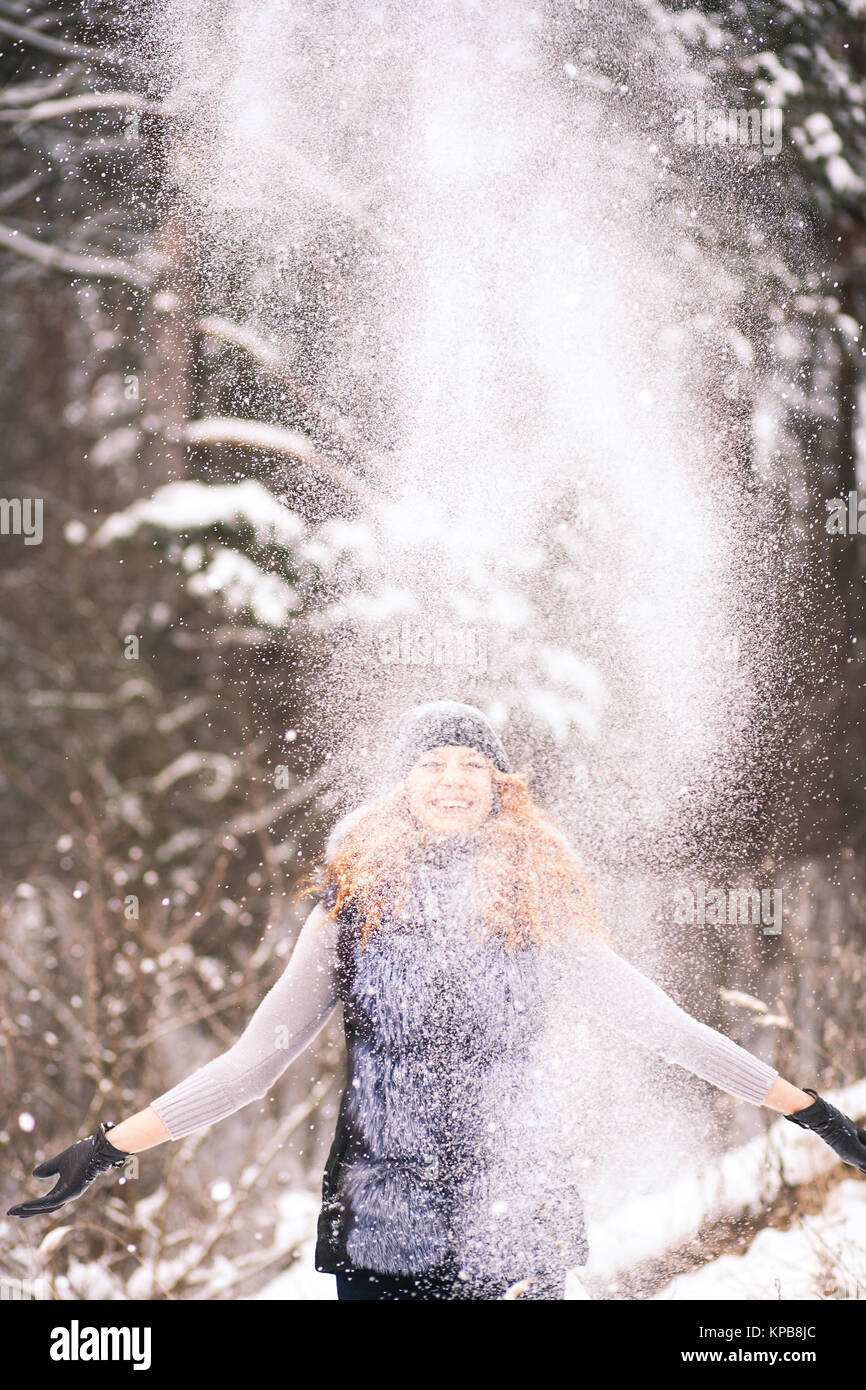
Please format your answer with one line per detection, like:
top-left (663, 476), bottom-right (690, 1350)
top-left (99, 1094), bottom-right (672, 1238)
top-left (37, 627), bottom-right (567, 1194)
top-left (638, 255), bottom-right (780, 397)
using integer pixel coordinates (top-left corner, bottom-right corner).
top-left (110, 902), bottom-right (341, 1150)
top-left (6, 903), bottom-right (342, 1216)
top-left (101, 1106), bottom-right (171, 1154)
top-left (762, 1075), bottom-right (815, 1114)
top-left (565, 932), bottom-right (813, 1113)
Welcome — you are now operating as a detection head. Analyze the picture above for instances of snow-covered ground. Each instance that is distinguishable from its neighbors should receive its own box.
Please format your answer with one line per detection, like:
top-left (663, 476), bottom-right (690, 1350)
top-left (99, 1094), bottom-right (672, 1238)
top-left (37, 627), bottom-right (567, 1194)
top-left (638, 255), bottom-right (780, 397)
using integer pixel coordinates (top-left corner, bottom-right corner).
top-left (655, 1179), bottom-right (866, 1300)
top-left (251, 1236), bottom-right (338, 1301)
top-left (581, 1080), bottom-right (866, 1300)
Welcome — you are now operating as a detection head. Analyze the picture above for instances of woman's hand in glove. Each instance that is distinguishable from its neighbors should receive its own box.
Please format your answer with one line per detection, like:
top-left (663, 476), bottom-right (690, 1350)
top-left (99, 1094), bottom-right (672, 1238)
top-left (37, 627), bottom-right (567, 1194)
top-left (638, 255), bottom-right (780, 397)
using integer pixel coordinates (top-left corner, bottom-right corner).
top-left (784, 1088), bottom-right (866, 1174)
top-left (6, 1122), bottom-right (130, 1219)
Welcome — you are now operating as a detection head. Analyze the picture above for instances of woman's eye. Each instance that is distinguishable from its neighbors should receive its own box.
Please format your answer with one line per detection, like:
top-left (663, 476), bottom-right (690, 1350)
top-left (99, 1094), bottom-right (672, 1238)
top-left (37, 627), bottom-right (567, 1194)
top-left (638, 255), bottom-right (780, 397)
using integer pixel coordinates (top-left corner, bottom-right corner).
top-left (419, 758), bottom-right (484, 770)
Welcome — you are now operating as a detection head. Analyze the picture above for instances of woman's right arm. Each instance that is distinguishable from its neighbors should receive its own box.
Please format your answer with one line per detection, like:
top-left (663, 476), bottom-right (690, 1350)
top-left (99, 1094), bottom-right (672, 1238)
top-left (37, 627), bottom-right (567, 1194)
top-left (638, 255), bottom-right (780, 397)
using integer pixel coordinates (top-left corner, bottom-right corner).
top-left (106, 900), bottom-right (341, 1151)
top-left (9, 888), bottom-right (348, 1217)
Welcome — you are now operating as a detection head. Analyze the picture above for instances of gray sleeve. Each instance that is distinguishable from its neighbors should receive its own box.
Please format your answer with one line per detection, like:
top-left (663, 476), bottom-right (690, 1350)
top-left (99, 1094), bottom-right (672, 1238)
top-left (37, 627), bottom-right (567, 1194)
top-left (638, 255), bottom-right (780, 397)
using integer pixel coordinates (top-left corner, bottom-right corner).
top-left (567, 934), bottom-right (778, 1105)
top-left (149, 903), bottom-right (341, 1140)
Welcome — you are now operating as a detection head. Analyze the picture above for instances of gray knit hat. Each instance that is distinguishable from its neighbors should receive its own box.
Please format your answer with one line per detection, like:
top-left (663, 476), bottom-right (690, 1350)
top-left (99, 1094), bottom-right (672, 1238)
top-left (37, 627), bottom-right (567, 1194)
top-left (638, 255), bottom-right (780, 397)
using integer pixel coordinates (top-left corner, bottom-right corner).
top-left (389, 700), bottom-right (510, 782)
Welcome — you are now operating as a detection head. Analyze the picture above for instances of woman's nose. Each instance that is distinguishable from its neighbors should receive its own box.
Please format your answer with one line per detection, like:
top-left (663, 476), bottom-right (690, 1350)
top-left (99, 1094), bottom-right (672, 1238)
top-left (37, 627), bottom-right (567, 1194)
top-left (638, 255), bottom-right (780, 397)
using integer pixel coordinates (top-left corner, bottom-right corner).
top-left (437, 769), bottom-right (468, 788)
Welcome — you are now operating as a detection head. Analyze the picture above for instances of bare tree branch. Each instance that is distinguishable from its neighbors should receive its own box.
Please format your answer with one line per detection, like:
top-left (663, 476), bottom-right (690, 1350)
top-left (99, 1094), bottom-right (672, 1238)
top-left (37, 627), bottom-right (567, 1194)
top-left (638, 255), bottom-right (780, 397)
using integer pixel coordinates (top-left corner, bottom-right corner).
top-left (0, 0), bottom-right (59, 23)
top-left (0, 15), bottom-right (131, 66)
top-left (224, 766), bottom-right (332, 838)
top-left (0, 71), bottom-right (75, 106)
top-left (0, 91), bottom-right (172, 123)
top-left (0, 220), bottom-right (155, 289)
top-left (0, 171), bottom-right (51, 211)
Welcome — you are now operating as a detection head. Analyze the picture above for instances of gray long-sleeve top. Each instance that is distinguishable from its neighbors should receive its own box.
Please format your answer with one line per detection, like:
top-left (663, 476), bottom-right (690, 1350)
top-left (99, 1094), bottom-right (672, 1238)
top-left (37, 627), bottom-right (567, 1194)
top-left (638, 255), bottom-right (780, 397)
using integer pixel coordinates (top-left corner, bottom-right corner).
top-left (149, 904), bottom-right (779, 1141)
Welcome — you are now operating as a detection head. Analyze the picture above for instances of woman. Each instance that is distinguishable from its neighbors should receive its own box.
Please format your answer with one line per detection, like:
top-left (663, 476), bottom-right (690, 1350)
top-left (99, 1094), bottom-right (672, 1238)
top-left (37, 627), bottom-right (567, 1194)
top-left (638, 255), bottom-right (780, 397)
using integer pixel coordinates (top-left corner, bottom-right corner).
top-left (8, 700), bottom-right (866, 1301)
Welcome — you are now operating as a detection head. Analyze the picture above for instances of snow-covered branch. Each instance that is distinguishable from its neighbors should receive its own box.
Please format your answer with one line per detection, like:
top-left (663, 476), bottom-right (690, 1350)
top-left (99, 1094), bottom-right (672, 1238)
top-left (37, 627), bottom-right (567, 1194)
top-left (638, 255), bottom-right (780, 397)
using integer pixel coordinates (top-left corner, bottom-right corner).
top-left (196, 314), bottom-right (366, 454)
top-left (163, 1069), bottom-right (338, 1295)
top-left (0, 14), bottom-right (130, 66)
top-left (151, 751), bottom-right (237, 803)
top-left (224, 767), bottom-right (332, 838)
top-left (0, 72), bottom-right (75, 107)
top-left (0, 220), bottom-right (155, 289)
top-left (181, 417), bottom-right (372, 502)
top-left (0, 173), bottom-right (52, 212)
top-left (0, 92), bottom-right (172, 123)
top-left (197, 314), bottom-right (295, 380)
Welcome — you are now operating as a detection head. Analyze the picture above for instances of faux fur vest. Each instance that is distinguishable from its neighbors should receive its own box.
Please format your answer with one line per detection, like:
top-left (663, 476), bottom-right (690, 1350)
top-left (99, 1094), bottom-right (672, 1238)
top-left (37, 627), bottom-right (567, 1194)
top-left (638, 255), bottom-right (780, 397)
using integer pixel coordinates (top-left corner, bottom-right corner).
top-left (314, 835), bottom-right (589, 1281)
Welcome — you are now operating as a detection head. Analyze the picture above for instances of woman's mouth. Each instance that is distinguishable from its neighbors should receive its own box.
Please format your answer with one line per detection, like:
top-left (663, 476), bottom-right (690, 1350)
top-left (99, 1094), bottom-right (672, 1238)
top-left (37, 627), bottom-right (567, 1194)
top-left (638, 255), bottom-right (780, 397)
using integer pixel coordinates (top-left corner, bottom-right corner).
top-left (430, 799), bottom-right (473, 812)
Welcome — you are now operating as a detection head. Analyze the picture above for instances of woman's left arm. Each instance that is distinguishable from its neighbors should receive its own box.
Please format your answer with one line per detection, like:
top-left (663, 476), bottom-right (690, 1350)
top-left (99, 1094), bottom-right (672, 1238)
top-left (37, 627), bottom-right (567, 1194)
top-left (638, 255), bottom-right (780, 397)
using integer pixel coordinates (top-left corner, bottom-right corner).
top-left (762, 1075), bottom-right (815, 1114)
top-left (566, 932), bottom-right (866, 1171)
top-left (566, 933), bottom-right (811, 1113)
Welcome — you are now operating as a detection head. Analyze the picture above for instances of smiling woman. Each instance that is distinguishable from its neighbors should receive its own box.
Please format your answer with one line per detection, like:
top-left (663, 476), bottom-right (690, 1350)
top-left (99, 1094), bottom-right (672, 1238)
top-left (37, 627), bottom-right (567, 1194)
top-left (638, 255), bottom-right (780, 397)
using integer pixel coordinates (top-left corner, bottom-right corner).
top-left (6, 702), bottom-right (853, 1303)
top-left (318, 701), bottom-right (608, 955)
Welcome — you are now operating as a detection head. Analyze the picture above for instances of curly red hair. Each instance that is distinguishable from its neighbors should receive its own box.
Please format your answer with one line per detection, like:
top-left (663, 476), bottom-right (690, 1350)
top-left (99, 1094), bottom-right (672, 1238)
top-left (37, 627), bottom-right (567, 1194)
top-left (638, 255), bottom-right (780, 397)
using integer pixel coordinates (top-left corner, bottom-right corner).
top-left (300, 769), bottom-right (613, 953)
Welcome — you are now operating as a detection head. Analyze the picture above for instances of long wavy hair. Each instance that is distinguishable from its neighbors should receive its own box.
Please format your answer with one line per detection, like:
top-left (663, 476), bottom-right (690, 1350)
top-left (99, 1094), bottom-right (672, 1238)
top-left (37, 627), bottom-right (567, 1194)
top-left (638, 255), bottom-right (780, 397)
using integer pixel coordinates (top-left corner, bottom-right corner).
top-left (301, 768), bottom-right (614, 953)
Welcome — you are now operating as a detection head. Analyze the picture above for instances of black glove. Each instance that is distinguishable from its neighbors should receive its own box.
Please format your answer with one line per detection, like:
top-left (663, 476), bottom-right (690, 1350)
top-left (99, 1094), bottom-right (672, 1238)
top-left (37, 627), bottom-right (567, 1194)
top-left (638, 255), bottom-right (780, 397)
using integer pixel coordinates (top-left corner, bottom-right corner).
top-left (784, 1088), bottom-right (866, 1174)
top-left (6, 1121), bottom-right (129, 1219)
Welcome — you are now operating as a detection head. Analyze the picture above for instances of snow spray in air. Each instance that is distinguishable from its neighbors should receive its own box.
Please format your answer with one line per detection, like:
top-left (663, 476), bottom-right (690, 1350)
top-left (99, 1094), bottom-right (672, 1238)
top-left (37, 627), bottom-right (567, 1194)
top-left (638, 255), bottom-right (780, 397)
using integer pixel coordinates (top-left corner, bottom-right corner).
top-left (148, 0), bottom-right (789, 1292)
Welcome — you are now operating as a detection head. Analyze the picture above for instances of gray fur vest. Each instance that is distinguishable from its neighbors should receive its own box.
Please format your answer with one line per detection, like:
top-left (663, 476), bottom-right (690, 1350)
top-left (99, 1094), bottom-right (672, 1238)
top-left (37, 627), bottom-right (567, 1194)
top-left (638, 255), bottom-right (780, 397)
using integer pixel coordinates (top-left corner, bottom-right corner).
top-left (314, 835), bottom-right (589, 1280)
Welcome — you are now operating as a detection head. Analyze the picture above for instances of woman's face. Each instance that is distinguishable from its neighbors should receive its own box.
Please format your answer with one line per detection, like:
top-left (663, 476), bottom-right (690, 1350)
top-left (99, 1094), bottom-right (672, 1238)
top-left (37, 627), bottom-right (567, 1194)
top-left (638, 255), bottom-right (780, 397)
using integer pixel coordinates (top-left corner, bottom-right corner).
top-left (405, 743), bottom-right (494, 833)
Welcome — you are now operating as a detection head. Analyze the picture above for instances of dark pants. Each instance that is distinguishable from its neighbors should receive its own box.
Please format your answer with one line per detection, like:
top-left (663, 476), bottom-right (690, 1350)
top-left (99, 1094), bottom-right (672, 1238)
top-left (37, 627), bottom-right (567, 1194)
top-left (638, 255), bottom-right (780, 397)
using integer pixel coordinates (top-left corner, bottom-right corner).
top-left (335, 1252), bottom-right (566, 1301)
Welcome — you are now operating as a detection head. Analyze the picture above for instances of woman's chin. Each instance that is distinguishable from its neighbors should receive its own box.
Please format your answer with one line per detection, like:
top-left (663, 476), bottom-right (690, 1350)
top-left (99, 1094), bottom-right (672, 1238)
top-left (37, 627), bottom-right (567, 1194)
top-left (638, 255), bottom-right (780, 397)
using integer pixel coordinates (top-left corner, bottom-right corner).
top-left (423, 813), bottom-right (480, 835)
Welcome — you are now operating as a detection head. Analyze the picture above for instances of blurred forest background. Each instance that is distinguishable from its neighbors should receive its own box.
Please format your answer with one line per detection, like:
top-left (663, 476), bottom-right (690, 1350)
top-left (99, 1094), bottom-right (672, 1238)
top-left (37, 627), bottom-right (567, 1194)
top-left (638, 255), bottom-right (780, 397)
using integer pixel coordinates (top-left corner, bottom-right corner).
top-left (2, 0), bottom-right (866, 1300)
